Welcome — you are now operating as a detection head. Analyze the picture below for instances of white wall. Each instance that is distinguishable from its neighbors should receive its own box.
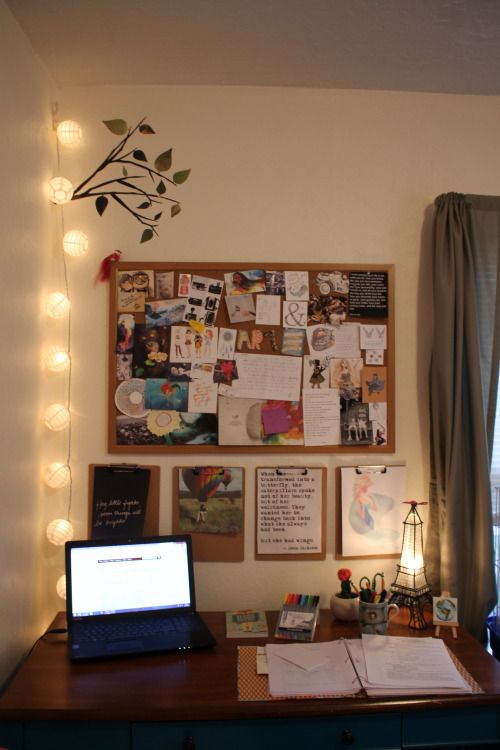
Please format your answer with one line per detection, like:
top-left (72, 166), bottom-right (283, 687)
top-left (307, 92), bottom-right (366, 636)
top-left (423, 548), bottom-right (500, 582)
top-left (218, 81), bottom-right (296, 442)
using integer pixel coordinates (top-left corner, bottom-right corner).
top-left (51, 85), bottom-right (500, 614)
top-left (2, 5), bottom-right (500, 687)
top-left (0, 0), bottom-right (58, 686)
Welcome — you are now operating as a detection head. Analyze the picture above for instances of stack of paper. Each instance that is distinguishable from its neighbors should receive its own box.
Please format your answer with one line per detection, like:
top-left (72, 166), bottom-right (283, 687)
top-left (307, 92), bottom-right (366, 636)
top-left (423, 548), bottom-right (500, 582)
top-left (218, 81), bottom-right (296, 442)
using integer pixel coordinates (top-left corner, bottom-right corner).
top-left (265, 641), bottom-right (360, 697)
top-left (264, 635), bottom-right (475, 698)
top-left (345, 634), bottom-right (474, 696)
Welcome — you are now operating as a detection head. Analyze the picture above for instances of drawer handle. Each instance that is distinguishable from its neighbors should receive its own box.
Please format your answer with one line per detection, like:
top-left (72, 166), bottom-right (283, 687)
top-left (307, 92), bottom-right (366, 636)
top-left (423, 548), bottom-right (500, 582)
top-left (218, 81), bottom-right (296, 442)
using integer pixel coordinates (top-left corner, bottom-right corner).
top-left (182, 737), bottom-right (196, 750)
top-left (341, 729), bottom-right (355, 745)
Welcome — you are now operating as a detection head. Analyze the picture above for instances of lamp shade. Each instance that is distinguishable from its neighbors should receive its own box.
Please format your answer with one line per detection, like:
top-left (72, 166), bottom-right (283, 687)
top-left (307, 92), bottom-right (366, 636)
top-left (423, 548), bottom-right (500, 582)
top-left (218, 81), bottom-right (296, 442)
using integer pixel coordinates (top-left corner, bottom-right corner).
top-left (44, 462), bottom-right (71, 489)
top-left (44, 346), bottom-right (70, 372)
top-left (43, 403), bottom-right (70, 431)
top-left (390, 501), bottom-right (432, 629)
top-left (46, 518), bottom-right (74, 545)
top-left (56, 120), bottom-right (82, 146)
top-left (63, 230), bottom-right (88, 257)
top-left (45, 292), bottom-right (70, 319)
top-left (49, 177), bottom-right (74, 205)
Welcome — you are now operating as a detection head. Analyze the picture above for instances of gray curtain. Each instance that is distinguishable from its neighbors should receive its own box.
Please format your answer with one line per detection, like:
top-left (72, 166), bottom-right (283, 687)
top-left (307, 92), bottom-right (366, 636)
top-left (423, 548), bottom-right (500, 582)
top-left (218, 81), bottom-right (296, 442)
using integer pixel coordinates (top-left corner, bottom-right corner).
top-left (427, 193), bottom-right (500, 641)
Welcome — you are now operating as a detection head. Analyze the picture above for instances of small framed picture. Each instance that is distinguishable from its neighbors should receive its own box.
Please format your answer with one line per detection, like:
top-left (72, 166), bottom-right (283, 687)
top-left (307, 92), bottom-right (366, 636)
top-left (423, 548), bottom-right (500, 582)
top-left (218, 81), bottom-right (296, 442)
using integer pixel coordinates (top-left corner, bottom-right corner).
top-left (433, 594), bottom-right (458, 627)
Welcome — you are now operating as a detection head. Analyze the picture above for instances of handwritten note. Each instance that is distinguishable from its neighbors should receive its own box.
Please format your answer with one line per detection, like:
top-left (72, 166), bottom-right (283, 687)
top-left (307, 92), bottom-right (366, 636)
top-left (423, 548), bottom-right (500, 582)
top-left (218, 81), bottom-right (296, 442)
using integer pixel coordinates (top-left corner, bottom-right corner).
top-left (91, 467), bottom-right (150, 538)
top-left (256, 468), bottom-right (324, 556)
top-left (227, 353), bottom-right (302, 402)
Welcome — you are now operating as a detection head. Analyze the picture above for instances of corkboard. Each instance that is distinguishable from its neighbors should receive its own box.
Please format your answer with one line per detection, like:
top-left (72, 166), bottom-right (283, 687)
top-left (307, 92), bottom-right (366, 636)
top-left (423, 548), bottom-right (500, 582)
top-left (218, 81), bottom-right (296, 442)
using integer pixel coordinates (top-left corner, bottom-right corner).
top-left (108, 262), bottom-right (394, 454)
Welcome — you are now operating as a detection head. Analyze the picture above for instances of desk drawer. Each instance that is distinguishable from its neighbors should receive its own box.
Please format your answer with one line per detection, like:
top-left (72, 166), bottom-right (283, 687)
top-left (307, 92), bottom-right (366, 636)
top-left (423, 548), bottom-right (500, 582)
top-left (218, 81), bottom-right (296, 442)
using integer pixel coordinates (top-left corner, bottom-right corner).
top-left (403, 706), bottom-right (500, 747)
top-left (22, 721), bottom-right (129, 750)
top-left (0, 722), bottom-right (23, 750)
top-left (133, 715), bottom-right (401, 750)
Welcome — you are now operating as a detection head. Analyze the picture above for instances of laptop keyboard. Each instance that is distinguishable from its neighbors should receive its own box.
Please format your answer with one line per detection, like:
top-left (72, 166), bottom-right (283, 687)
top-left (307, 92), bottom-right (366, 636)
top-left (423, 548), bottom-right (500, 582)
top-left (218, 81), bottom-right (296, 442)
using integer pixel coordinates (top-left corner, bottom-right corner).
top-left (74, 615), bottom-right (195, 643)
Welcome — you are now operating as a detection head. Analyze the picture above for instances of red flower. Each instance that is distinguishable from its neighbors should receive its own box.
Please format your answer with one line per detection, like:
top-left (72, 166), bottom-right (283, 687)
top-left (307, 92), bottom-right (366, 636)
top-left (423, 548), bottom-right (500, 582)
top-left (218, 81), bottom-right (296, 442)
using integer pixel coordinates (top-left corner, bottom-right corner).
top-left (337, 568), bottom-right (352, 582)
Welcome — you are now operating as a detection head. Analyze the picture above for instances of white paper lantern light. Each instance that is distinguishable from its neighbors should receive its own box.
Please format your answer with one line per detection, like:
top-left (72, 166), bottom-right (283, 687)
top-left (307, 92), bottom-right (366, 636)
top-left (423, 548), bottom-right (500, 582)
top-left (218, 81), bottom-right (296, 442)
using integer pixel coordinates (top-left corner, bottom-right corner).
top-left (45, 346), bottom-right (70, 372)
top-left (45, 292), bottom-right (70, 319)
top-left (56, 574), bottom-right (67, 600)
top-left (43, 403), bottom-right (70, 431)
top-left (47, 518), bottom-right (74, 545)
top-left (63, 230), bottom-right (88, 257)
top-left (44, 462), bottom-right (71, 489)
top-left (56, 120), bottom-right (82, 146)
top-left (48, 177), bottom-right (74, 205)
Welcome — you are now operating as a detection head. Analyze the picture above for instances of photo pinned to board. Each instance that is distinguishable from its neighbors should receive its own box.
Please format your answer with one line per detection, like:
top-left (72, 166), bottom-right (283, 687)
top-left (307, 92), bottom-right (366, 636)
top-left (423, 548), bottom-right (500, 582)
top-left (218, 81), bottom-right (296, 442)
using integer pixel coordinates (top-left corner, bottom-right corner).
top-left (133, 324), bottom-right (169, 379)
top-left (114, 378), bottom-right (148, 418)
top-left (224, 269), bottom-right (266, 295)
top-left (116, 412), bottom-right (218, 446)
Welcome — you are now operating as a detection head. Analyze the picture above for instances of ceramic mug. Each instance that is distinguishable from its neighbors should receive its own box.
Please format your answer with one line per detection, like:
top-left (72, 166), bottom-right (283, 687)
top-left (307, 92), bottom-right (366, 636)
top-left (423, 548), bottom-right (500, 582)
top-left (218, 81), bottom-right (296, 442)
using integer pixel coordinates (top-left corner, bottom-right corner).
top-left (359, 600), bottom-right (399, 635)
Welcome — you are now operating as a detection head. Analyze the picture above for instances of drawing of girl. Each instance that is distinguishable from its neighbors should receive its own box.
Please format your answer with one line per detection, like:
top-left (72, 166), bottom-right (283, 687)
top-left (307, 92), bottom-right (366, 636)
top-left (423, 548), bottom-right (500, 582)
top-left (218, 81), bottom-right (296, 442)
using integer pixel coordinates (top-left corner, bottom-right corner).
top-left (348, 473), bottom-right (397, 543)
top-left (352, 474), bottom-right (377, 532)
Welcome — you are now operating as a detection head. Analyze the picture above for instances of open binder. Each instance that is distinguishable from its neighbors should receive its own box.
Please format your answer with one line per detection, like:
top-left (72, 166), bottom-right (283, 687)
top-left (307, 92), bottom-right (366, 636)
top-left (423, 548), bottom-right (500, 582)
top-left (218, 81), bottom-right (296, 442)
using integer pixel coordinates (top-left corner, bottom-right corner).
top-left (238, 635), bottom-right (481, 701)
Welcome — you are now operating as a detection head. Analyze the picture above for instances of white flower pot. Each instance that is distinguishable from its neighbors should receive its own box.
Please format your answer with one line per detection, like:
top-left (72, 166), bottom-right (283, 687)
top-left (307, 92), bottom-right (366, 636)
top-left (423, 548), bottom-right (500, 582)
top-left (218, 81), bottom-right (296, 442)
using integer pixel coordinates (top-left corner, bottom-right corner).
top-left (330, 593), bottom-right (359, 622)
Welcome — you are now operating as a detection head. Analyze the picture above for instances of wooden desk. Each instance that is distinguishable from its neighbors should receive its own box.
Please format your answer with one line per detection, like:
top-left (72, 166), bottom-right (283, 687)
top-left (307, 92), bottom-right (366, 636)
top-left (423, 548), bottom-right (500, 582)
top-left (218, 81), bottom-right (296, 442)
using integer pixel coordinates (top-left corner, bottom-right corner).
top-left (0, 610), bottom-right (499, 749)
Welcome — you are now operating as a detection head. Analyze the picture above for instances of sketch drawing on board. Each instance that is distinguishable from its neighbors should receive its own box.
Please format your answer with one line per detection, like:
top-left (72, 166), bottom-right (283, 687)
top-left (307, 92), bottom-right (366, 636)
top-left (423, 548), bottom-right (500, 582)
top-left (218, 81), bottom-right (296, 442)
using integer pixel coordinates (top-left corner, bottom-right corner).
top-left (339, 466), bottom-right (407, 558)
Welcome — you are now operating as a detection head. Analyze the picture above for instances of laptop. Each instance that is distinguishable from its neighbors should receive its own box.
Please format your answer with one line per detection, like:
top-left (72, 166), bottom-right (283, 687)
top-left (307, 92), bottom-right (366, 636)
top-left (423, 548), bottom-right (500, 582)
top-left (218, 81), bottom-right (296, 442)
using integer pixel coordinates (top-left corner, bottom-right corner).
top-left (65, 534), bottom-right (216, 661)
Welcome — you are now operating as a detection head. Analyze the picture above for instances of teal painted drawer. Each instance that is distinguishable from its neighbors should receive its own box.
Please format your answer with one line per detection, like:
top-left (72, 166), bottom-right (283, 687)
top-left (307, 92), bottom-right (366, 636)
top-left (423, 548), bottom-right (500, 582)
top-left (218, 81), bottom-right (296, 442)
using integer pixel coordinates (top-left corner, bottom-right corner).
top-left (22, 721), bottom-right (129, 750)
top-left (0, 722), bottom-right (23, 750)
top-left (133, 714), bottom-right (401, 750)
top-left (402, 706), bottom-right (500, 747)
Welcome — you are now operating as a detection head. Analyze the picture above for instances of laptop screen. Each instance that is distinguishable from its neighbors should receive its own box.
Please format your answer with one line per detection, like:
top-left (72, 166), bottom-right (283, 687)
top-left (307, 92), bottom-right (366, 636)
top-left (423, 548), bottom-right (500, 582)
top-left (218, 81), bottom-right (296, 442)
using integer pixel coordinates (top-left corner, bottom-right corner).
top-left (66, 536), bottom-right (195, 619)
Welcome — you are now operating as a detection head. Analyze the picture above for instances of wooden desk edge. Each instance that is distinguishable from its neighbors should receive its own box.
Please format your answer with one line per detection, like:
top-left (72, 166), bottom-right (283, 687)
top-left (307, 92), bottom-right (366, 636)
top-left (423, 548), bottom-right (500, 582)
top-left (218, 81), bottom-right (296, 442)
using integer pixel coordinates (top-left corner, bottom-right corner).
top-left (0, 610), bottom-right (499, 723)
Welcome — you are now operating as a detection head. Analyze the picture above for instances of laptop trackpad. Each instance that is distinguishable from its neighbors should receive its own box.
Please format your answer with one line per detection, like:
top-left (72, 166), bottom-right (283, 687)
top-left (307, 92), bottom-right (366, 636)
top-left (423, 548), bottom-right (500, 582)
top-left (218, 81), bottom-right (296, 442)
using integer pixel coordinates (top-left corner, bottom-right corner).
top-left (106, 639), bottom-right (144, 653)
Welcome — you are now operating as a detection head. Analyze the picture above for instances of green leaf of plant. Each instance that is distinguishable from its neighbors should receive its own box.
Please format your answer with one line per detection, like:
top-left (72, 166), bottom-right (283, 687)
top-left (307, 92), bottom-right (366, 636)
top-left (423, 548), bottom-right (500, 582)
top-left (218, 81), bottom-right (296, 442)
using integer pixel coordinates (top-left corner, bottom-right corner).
top-left (154, 149), bottom-right (172, 172)
top-left (133, 149), bottom-right (148, 162)
top-left (173, 169), bottom-right (191, 185)
top-left (122, 166), bottom-right (128, 177)
top-left (154, 212), bottom-right (163, 221)
top-left (139, 123), bottom-right (155, 134)
top-left (103, 119), bottom-right (128, 135)
top-left (137, 201), bottom-right (151, 209)
top-left (140, 228), bottom-right (154, 243)
top-left (171, 203), bottom-right (182, 218)
top-left (135, 367), bottom-right (145, 377)
top-left (157, 180), bottom-right (166, 195)
top-left (95, 195), bottom-right (108, 216)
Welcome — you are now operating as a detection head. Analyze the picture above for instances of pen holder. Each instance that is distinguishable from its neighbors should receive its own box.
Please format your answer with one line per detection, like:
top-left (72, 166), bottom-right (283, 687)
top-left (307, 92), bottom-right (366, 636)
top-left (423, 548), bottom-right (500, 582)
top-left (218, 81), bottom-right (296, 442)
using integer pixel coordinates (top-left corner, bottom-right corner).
top-left (359, 601), bottom-right (399, 635)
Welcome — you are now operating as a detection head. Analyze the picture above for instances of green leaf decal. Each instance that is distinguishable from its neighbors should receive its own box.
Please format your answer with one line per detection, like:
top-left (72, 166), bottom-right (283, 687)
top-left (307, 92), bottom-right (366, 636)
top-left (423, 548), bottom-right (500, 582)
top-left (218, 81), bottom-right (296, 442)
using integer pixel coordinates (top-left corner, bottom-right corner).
top-left (133, 149), bottom-right (147, 162)
top-left (137, 201), bottom-right (151, 209)
top-left (122, 166), bottom-right (128, 177)
top-left (171, 203), bottom-right (182, 218)
top-left (154, 212), bottom-right (163, 221)
top-left (139, 123), bottom-right (155, 134)
top-left (154, 149), bottom-right (172, 172)
top-left (95, 195), bottom-right (108, 216)
top-left (157, 180), bottom-right (166, 195)
top-left (140, 228), bottom-right (154, 243)
top-left (103, 119), bottom-right (128, 135)
top-left (173, 169), bottom-right (191, 185)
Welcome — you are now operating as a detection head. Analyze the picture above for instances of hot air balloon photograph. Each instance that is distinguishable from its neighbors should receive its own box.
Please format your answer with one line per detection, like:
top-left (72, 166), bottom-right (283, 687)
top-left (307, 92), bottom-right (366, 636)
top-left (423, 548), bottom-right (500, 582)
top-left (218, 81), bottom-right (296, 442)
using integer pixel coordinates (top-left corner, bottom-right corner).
top-left (177, 466), bottom-right (243, 534)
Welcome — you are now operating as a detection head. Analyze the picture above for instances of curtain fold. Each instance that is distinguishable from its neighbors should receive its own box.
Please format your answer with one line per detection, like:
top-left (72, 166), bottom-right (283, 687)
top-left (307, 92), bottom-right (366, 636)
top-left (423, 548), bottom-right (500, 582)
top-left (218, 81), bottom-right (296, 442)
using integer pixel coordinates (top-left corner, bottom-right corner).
top-left (427, 192), bottom-right (499, 641)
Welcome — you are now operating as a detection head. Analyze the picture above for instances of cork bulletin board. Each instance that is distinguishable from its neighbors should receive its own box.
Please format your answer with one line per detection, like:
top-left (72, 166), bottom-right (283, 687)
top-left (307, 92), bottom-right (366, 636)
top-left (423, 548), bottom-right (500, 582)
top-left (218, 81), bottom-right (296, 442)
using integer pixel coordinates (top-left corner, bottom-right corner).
top-left (108, 262), bottom-right (394, 454)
